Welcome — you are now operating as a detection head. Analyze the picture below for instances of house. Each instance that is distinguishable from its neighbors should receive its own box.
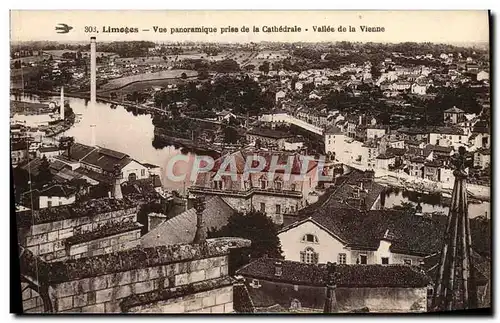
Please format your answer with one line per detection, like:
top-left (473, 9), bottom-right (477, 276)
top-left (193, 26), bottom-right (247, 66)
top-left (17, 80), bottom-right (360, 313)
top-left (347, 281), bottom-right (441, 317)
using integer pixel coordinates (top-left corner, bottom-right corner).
top-left (411, 83), bottom-right (427, 95)
top-left (279, 207), bottom-right (444, 266)
top-left (189, 150), bottom-right (320, 224)
top-left (408, 157), bottom-right (425, 178)
top-left (466, 63), bottom-right (479, 73)
top-left (443, 107), bottom-right (465, 124)
top-left (142, 163), bottom-right (162, 177)
top-left (36, 146), bottom-right (64, 161)
top-left (324, 125), bottom-right (345, 158)
top-left (66, 143), bottom-right (150, 183)
top-left (141, 196), bottom-right (236, 246)
top-left (246, 127), bottom-right (294, 150)
top-left (428, 127), bottom-right (468, 149)
top-left (236, 258), bottom-right (431, 313)
top-left (275, 90), bottom-right (286, 103)
top-left (38, 184), bottom-right (77, 208)
top-left (423, 160), bottom-right (441, 182)
top-left (477, 70), bottom-right (489, 82)
top-left (366, 126), bottom-right (386, 140)
top-left (11, 141), bottom-right (29, 167)
top-left (307, 169), bottom-right (385, 211)
top-left (474, 148), bottom-right (490, 170)
top-left (375, 153), bottom-right (395, 171)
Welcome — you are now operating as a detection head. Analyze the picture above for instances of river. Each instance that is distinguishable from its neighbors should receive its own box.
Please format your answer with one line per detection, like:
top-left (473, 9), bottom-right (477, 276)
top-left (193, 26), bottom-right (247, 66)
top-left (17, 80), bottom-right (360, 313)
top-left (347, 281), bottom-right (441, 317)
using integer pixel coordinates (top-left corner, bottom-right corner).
top-left (383, 187), bottom-right (490, 219)
top-left (12, 94), bottom-right (491, 218)
top-left (11, 93), bottom-right (193, 192)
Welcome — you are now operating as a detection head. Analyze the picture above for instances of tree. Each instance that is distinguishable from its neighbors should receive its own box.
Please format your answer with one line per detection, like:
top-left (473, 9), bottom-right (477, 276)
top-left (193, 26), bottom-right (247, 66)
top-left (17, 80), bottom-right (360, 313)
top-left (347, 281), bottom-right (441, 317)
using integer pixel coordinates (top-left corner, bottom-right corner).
top-left (259, 61), bottom-right (270, 75)
top-left (207, 211), bottom-right (283, 270)
top-left (36, 156), bottom-right (53, 186)
top-left (222, 125), bottom-right (238, 144)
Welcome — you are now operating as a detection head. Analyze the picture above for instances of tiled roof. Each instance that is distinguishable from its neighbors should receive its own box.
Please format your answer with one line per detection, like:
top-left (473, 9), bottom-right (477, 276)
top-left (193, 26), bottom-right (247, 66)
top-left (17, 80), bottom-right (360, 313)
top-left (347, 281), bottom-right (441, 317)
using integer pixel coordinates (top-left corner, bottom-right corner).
top-left (247, 127), bottom-right (293, 139)
top-left (325, 125), bottom-right (342, 135)
top-left (210, 150), bottom-right (318, 175)
top-left (66, 143), bottom-right (132, 172)
top-left (237, 258), bottom-right (431, 288)
top-left (40, 184), bottom-right (76, 198)
top-left (141, 196), bottom-right (236, 247)
top-left (282, 208), bottom-right (444, 256)
top-left (38, 146), bottom-right (61, 153)
top-left (444, 106), bottom-right (464, 113)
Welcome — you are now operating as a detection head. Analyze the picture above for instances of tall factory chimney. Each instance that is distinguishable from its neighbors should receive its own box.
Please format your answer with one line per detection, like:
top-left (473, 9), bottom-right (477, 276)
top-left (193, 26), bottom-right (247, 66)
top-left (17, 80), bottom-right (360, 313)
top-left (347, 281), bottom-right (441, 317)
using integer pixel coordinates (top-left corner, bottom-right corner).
top-left (90, 36), bottom-right (97, 146)
top-left (60, 86), bottom-right (65, 120)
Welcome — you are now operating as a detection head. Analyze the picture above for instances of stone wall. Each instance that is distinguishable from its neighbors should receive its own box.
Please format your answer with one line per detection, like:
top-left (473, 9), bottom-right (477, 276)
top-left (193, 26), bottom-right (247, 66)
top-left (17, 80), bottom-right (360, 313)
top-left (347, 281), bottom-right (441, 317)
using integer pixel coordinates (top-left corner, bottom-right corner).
top-left (67, 228), bottom-right (142, 259)
top-left (243, 279), bottom-right (428, 313)
top-left (19, 206), bottom-right (138, 262)
top-left (127, 285), bottom-right (233, 313)
top-left (50, 255), bottom-right (229, 313)
top-left (21, 283), bottom-right (44, 313)
top-left (20, 237), bottom-right (251, 314)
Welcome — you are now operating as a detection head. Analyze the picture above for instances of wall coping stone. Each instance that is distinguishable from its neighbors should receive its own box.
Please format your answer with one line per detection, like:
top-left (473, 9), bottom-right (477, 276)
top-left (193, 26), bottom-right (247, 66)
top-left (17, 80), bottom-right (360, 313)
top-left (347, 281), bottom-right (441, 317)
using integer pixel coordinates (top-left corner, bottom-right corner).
top-left (21, 237), bottom-right (250, 285)
top-left (121, 276), bottom-right (233, 312)
top-left (65, 222), bottom-right (143, 246)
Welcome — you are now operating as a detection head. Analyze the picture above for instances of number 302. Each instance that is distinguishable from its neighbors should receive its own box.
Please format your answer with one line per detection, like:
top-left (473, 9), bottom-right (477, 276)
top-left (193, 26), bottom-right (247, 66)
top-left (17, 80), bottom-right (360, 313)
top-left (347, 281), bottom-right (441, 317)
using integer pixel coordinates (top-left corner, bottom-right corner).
top-left (85, 26), bottom-right (97, 33)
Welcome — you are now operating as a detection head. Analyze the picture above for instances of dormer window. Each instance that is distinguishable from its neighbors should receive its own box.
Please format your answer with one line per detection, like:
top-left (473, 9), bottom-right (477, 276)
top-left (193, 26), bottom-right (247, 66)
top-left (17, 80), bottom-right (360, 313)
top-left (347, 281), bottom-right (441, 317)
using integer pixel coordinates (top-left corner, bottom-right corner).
top-left (250, 279), bottom-right (261, 288)
top-left (260, 179), bottom-right (267, 189)
top-left (302, 234), bottom-right (318, 243)
top-left (275, 179), bottom-right (283, 190)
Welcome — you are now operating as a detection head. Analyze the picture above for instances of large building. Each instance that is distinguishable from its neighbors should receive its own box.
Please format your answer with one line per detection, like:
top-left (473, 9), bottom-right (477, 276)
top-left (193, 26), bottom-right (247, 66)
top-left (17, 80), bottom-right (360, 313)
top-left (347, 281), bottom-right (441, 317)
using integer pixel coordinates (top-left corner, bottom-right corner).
top-left (189, 150), bottom-right (321, 224)
top-left (60, 143), bottom-right (151, 184)
top-left (235, 258), bottom-right (431, 313)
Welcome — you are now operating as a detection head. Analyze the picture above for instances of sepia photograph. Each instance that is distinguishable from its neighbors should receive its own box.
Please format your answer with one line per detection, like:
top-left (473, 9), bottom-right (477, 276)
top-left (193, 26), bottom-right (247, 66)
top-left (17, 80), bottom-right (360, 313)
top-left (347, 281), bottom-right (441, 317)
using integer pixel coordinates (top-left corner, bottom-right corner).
top-left (9, 10), bottom-right (491, 314)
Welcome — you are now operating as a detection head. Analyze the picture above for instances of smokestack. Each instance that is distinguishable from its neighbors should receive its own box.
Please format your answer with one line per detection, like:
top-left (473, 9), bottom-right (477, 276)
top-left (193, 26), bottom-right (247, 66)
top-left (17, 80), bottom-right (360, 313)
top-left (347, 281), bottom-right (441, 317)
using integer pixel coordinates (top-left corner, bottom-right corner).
top-left (274, 261), bottom-right (283, 277)
top-left (192, 197), bottom-right (206, 244)
top-left (112, 164), bottom-right (123, 200)
top-left (90, 37), bottom-right (97, 146)
top-left (90, 37), bottom-right (97, 103)
top-left (60, 86), bottom-right (64, 120)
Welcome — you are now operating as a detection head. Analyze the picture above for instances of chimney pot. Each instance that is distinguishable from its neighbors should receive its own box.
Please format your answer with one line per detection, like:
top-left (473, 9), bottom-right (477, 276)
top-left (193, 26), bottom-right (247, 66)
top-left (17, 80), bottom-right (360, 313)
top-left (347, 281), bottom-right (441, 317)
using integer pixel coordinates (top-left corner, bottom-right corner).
top-left (275, 261), bottom-right (283, 277)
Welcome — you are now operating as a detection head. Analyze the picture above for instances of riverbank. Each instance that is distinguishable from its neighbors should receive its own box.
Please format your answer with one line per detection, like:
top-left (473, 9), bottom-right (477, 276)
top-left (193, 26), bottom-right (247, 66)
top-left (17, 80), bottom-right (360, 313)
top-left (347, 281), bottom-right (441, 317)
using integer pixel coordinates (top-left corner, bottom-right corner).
top-left (375, 174), bottom-right (490, 202)
top-left (11, 88), bottom-right (164, 115)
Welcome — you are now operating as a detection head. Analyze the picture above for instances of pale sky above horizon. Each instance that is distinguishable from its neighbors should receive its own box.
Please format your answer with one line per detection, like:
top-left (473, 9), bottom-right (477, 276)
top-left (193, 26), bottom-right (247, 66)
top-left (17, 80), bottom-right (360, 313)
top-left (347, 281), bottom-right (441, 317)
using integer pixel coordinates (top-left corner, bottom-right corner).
top-left (10, 10), bottom-right (490, 44)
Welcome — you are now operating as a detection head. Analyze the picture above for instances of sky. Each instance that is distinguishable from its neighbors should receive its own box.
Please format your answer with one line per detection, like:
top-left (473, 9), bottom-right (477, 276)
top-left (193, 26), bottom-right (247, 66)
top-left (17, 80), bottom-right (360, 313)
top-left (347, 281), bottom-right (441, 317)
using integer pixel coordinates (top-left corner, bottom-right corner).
top-left (10, 10), bottom-right (490, 44)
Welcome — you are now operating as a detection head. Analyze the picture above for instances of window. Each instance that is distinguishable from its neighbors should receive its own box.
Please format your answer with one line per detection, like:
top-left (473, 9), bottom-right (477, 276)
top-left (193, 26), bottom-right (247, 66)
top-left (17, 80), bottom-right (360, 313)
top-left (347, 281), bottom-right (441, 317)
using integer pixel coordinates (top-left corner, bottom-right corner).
top-left (404, 259), bottom-right (412, 266)
top-left (260, 179), bottom-right (267, 189)
top-left (47, 201), bottom-right (52, 208)
top-left (338, 253), bottom-right (347, 264)
top-left (290, 206), bottom-right (295, 213)
top-left (302, 234), bottom-right (318, 243)
top-left (275, 180), bottom-right (282, 190)
top-left (427, 288), bottom-right (434, 298)
top-left (59, 201), bottom-right (63, 206)
top-left (359, 254), bottom-right (367, 264)
top-left (250, 279), bottom-right (261, 288)
top-left (381, 257), bottom-right (389, 265)
top-left (213, 180), bottom-right (223, 190)
top-left (300, 247), bottom-right (318, 264)
top-left (141, 169), bottom-right (145, 177)
top-left (260, 203), bottom-right (266, 213)
top-left (275, 204), bottom-right (281, 214)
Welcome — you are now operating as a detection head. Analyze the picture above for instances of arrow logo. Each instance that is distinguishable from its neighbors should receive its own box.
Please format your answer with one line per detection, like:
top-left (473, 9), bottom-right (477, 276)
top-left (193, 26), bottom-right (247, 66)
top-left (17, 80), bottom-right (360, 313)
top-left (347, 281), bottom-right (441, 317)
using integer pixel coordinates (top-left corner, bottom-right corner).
top-left (55, 23), bottom-right (73, 34)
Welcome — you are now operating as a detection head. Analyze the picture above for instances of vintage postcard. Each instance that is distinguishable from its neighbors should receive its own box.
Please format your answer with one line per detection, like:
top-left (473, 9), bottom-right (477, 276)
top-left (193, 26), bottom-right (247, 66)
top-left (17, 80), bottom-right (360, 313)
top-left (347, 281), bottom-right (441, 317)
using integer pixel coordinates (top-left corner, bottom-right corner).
top-left (10, 10), bottom-right (491, 314)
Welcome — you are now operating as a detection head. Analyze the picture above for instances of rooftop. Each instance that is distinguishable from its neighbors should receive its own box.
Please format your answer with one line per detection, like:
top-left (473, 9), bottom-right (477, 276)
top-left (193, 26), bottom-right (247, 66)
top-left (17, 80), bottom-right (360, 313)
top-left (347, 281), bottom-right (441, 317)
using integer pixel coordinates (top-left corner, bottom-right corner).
top-left (141, 196), bottom-right (236, 248)
top-left (20, 237), bottom-right (251, 284)
top-left (247, 127), bottom-right (293, 140)
top-left (237, 258), bottom-right (431, 288)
